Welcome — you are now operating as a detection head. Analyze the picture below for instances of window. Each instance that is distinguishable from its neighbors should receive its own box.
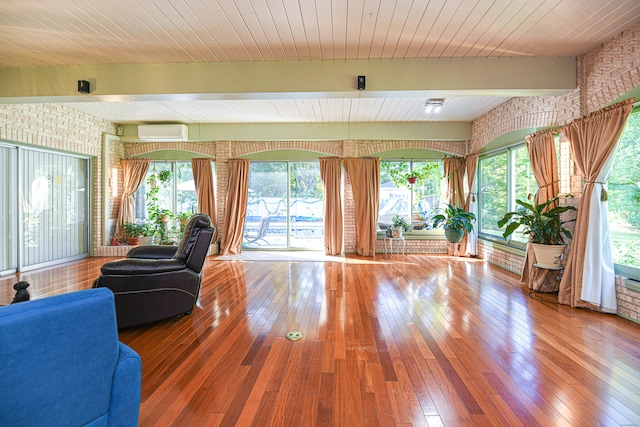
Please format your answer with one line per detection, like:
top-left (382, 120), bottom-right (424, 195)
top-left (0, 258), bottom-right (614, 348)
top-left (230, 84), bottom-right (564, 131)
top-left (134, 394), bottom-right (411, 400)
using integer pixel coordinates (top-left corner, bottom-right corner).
top-left (245, 161), bottom-right (323, 249)
top-left (0, 145), bottom-right (17, 273)
top-left (609, 111), bottom-right (640, 276)
top-left (134, 161), bottom-right (198, 229)
top-left (21, 148), bottom-right (90, 269)
top-left (478, 144), bottom-right (536, 246)
top-left (379, 160), bottom-right (444, 233)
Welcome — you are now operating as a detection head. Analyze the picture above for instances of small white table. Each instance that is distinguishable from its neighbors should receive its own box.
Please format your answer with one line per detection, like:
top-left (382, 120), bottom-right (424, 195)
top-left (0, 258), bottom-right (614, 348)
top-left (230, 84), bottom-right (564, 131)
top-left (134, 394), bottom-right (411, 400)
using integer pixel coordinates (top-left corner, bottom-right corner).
top-left (384, 236), bottom-right (406, 255)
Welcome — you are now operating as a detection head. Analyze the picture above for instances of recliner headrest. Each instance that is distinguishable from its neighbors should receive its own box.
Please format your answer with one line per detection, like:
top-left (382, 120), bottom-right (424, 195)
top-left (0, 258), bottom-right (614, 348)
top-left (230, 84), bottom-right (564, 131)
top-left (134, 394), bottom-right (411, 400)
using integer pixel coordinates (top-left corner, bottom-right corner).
top-left (173, 214), bottom-right (213, 262)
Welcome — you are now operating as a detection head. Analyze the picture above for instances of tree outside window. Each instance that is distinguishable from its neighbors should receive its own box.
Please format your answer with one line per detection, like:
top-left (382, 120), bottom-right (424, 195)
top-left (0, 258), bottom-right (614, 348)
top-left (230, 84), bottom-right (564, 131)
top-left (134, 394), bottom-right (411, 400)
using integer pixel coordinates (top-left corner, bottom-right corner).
top-left (609, 112), bottom-right (640, 273)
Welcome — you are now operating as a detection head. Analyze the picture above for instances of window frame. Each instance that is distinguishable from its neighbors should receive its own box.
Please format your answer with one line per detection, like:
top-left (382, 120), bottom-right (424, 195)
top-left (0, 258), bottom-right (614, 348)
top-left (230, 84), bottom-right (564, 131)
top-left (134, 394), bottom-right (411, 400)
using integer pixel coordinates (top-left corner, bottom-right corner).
top-left (134, 160), bottom-right (198, 223)
top-left (378, 159), bottom-right (445, 238)
top-left (611, 108), bottom-right (640, 280)
top-left (478, 142), bottom-right (532, 250)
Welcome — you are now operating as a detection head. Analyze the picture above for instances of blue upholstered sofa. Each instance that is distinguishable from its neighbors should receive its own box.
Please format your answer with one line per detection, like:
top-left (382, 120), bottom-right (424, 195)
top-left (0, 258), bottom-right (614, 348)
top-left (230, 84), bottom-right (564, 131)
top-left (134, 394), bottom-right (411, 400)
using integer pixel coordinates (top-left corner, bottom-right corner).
top-left (0, 288), bottom-right (142, 427)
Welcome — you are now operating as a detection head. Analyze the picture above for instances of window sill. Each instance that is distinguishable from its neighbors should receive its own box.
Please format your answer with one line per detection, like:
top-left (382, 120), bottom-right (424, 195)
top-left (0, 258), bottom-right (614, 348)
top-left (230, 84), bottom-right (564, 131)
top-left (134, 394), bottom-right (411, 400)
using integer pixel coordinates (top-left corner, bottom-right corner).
top-left (377, 231), bottom-right (445, 240)
top-left (479, 237), bottom-right (526, 257)
top-left (622, 277), bottom-right (640, 293)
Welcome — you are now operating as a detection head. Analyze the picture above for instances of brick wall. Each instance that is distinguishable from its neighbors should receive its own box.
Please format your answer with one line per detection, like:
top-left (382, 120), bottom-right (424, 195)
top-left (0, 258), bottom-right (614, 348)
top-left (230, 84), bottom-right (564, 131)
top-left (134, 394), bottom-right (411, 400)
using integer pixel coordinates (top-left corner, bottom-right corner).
top-left (472, 23), bottom-right (640, 320)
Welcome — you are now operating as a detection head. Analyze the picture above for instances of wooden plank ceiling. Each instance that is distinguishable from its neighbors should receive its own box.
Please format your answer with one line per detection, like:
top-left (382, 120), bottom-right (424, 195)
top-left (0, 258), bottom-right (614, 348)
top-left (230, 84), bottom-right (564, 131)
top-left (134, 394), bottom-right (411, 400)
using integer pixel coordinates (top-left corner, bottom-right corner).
top-left (1, 0), bottom-right (639, 124)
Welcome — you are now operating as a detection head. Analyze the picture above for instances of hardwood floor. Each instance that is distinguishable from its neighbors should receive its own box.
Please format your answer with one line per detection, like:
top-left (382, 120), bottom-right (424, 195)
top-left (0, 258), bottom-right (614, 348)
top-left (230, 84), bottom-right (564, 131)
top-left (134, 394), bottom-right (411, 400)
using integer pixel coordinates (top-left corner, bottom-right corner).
top-left (2, 254), bottom-right (640, 426)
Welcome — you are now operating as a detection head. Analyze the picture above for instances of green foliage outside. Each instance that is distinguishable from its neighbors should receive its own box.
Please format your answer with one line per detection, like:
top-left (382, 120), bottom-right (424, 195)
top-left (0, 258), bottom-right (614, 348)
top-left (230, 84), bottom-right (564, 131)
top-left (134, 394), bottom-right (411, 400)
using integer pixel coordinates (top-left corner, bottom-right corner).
top-left (609, 112), bottom-right (640, 267)
top-left (249, 162), bottom-right (322, 199)
top-left (479, 154), bottom-right (507, 236)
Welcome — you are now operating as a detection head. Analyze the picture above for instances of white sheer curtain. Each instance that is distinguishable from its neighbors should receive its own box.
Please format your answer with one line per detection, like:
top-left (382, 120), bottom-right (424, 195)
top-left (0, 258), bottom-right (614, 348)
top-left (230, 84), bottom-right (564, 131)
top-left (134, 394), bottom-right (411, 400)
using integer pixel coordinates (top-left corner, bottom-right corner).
top-left (581, 154), bottom-right (617, 312)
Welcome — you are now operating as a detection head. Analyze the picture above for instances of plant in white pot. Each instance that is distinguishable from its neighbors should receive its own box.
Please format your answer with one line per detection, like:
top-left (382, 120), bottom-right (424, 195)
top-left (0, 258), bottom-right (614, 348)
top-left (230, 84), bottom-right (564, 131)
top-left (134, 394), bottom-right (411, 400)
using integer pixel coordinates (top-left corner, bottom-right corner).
top-left (391, 215), bottom-right (411, 237)
top-left (497, 195), bottom-right (576, 268)
top-left (432, 204), bottom-right (476, 244)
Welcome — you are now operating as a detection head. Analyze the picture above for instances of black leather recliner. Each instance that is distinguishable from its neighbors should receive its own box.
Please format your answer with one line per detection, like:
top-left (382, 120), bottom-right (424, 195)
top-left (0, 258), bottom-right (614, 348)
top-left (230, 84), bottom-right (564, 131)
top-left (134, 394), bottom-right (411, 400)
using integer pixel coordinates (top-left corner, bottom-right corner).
top-left (93, 214), bottom-right (215, 328)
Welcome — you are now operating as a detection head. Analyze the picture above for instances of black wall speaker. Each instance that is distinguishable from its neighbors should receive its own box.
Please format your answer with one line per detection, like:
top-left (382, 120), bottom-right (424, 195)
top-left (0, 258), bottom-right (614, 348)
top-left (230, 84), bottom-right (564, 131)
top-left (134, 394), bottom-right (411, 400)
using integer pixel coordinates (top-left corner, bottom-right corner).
top-left (78, 80), bottom-right (91, 94)
top-left (357, 75), bottom-right (366, 90)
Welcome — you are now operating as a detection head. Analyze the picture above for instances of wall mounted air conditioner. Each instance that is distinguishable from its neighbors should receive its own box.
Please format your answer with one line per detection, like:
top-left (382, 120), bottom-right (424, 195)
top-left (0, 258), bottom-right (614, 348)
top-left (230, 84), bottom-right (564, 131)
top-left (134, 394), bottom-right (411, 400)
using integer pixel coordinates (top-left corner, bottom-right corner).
top-left (138, 124), bottom-right (188, 141)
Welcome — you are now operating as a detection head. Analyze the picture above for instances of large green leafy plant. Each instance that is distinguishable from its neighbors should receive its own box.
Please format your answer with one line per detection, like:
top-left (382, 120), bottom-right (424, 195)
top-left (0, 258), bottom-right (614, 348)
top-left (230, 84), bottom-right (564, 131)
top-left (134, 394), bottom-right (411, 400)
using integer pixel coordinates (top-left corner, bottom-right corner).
top-left (497, 195), bottom-right (576, 245)
top-left (432, 204), bottom-right (476, 232)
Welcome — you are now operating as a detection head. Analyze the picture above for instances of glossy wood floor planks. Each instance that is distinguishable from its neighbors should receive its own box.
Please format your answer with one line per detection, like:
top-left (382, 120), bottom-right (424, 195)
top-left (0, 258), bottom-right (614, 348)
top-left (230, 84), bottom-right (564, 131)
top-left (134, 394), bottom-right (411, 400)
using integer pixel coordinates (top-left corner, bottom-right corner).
top-left (2, 253), bottom-right (640, 426)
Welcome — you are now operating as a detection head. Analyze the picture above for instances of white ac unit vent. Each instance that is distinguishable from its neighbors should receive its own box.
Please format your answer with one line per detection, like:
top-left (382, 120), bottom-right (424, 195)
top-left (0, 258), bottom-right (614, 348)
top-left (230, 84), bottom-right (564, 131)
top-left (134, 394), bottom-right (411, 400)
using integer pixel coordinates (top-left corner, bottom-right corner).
top-left (138, 124), bottom-right (188, 141)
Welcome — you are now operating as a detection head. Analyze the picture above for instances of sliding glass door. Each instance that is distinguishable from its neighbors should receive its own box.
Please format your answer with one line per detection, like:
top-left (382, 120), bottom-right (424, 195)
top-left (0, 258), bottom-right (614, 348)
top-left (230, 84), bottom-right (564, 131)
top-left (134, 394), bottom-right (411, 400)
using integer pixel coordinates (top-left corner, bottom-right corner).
top-left (245, 161), bottom-right (323, 250)
top-left (20, 149), bottom-right (90, 269)
top-left (0, 145), bottom-right (17, 274)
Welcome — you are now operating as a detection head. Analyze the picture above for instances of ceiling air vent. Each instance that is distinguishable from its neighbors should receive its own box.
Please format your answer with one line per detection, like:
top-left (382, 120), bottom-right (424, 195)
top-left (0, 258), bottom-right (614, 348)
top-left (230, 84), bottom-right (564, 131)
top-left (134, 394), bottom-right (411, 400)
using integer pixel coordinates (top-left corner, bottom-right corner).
top-left (138, 124), bottom-right (188, 141)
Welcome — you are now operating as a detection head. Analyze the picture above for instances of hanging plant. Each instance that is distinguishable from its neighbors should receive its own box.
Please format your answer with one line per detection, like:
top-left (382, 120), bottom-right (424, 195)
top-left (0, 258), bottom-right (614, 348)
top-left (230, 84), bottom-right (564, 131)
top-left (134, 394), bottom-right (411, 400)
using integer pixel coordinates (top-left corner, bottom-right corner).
top-left (381, 160), bottom-right (440, 189)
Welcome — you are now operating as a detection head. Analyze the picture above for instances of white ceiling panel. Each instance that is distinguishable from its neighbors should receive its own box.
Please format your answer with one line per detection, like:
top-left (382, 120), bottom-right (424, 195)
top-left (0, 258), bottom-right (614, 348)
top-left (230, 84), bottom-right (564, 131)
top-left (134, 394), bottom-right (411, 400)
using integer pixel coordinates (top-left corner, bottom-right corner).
top-left (1, 0), bottom-right (638, 124)
top-left (64, 96), bottom-right (510, 124)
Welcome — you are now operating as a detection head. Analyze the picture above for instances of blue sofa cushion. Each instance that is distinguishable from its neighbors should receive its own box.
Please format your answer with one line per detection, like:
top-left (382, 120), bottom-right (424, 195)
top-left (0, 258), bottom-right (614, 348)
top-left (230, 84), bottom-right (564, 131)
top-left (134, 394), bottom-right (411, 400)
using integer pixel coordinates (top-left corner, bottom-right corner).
top-left (0, 288), bottom-right (140, 427)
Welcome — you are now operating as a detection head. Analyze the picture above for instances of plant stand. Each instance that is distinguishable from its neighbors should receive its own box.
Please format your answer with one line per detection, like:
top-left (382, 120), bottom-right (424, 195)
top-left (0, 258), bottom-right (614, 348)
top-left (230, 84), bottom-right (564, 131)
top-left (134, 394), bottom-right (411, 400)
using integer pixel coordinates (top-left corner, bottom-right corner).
top-left (384, 236), bottom-right (405, 255)
top-left (529, 263), bottom-right (563, 302)
top-left (447, 242), bottom-right (462, 257)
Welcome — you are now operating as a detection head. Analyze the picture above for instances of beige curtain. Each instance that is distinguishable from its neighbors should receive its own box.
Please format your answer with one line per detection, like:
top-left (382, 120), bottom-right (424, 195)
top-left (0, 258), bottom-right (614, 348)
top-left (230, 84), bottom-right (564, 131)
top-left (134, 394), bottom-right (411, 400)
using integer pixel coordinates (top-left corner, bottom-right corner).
top-left (114, 158), bottom-right (150, 242)
top-left (220, 159), bottom-right (250, 255)
top-left (523, 129), bottom-right (560, 290)
top-left (343, 158), bottom-right (380, 256)
top-left (559, 99), bottom-right (634, 309)
top-left (444, 157), bottom-right (465, 208)
top-left (460, 154), bottom-right (478, 256)
top-left (319, 157), bottom-right (343, 255)
top-left (191, 158), bottom-right (217, 238)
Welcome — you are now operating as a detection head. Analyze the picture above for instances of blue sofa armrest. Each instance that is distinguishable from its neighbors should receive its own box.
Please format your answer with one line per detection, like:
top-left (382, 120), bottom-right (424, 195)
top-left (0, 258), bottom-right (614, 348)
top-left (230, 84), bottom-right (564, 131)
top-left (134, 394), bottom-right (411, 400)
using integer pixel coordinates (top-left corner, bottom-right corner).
top-left (109, 342), bottom-right (142, 427)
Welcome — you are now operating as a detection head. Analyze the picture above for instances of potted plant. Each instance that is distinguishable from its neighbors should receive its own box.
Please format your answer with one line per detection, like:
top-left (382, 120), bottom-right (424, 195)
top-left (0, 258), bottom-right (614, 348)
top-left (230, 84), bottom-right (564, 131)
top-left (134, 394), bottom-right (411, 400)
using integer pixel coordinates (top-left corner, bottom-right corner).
top-left (391, 215), bottom-right (411, 237)
top-left (497, 195), bottom-right (576, 268)
top-left (432, 204), bottom-right (476, 243)
top-left (123, 223), bottom-right (145, 245)
top-left (137, 222), bottom-right (155, 245)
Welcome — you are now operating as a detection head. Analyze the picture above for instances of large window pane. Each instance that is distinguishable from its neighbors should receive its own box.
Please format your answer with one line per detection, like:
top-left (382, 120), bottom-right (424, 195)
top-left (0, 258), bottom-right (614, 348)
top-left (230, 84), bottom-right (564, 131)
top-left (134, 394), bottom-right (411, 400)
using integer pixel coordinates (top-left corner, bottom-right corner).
top-left (379, 160), bottom-right (443, 232)
top-left (412, 161), bottom-right (444, 230)
top-left (245, 161), bottom-right (324, 249)
top-left (289, 162), bottom-right (324, 249)
top-left (246, 162), bottom-right (288, 249)
top-left (379, 161), bottom-right (411, 230)
top-left (133, 161), bottom-right (198, 243)
top-left (479, 154), bottom-right (507, 237)
top-left (610, 112), bottom-right (640, 271)
top-left (512, 146), bottom-right (537, 243)
top-left (176, 162), bottom-right (197, 214)
top-left (0, 146), bottom-right (17, 272)
top-left (22, 150), bottom-right (89, 267)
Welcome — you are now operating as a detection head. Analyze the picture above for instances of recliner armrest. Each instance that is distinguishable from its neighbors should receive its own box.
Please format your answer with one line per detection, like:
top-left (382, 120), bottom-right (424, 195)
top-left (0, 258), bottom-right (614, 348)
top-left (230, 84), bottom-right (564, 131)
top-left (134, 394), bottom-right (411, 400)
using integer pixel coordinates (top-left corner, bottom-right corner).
top-left (127, 245), bottom-right (178, 259)
top-left (100, 258), bottom-right (186, 275)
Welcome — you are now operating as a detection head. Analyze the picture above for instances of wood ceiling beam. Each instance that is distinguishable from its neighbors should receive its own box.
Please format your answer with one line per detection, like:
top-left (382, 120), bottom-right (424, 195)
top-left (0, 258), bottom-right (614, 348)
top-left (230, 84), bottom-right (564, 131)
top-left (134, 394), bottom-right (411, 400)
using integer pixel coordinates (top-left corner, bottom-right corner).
top-left (0, 57), bottom-right (575, 102)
